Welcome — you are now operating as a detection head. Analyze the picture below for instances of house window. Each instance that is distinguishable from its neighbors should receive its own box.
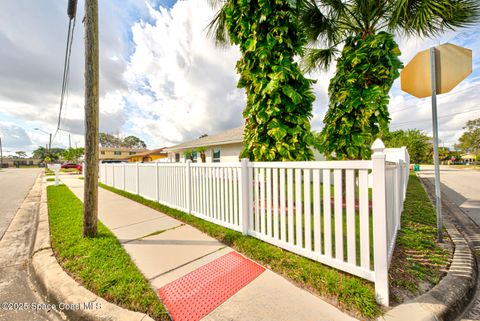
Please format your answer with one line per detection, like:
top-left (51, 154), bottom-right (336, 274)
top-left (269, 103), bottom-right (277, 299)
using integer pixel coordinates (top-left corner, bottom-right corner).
top-left (101, 151), bottom-right (105, 155)
top-left (129, 152), bottom-right (136, 155)
top-left (175, 153), bottom-right (180, 163)
top-left (212, 148), bottom-right (220, 163)
top-left (114, 151), bottom-right (122, 155)
top-left (192, 152), bottom-right (198, 163)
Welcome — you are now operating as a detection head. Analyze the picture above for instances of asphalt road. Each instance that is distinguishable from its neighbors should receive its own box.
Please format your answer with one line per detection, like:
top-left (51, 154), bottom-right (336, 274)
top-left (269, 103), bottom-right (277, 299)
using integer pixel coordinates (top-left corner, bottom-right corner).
top-left (418, 165), bottom-right (480, 320)
top-left (417, 165), bottom-right (480, 227)
top-left (0, 168), bottom-right (64, 321)
top-left (0, 168), bottom-right (42, 241)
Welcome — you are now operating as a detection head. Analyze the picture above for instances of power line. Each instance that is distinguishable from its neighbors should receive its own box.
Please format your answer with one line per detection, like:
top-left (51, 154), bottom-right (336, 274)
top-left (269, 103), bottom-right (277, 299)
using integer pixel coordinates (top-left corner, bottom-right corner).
top-left (390, 107), bottom-right (480, 129)
top-left (53, 0), bottom-right (78, 143)
top-left (389, 84), bottom-right (480, 114)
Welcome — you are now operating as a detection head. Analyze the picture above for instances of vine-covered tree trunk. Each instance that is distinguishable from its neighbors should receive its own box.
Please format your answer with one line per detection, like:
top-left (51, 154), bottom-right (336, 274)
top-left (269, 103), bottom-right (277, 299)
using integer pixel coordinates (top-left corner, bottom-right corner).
top-left (320, 32), bottom-right (403, 160)
top-left (224, 0), bottom-right (315, 161)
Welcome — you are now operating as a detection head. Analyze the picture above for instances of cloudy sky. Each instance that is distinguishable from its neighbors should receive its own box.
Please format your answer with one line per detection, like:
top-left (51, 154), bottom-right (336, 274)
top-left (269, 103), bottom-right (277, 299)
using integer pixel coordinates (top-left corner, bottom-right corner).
top-left (0, 0), bottom-right (479, 155)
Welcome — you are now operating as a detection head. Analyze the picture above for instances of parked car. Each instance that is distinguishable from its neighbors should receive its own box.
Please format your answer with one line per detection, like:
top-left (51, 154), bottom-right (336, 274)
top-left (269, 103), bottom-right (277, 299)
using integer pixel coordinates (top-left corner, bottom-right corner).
top-left (61, 163), bottom-right (83, 171)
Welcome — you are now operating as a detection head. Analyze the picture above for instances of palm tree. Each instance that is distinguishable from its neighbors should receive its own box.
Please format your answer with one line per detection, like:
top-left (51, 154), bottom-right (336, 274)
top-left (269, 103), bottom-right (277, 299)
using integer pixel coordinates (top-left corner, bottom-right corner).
top-left (207, 0), bottom-right (316, 161)
top-left (298, 0), bottom-right (479, 159)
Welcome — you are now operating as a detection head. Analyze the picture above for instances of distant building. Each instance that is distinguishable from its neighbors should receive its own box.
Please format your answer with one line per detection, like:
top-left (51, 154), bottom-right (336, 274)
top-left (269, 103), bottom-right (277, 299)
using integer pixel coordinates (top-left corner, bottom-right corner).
top-left (127, 148), bottom-right (168, 163)
top-left (165, 126), bottom-right (324, 163)
top-left (461, 154), bottom-right (477, 165)
top-left (165, 126), bottom-right (244, 163)
top-left (1, 157), bottom-right (41, 168)
top-left (99, 147), bottom-right (146, 162)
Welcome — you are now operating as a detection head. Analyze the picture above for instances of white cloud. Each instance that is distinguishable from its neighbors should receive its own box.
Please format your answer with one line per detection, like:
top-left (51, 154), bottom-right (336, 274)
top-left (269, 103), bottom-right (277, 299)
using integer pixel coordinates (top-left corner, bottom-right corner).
top-left (0, 122), bottom-right (32, 152)
top-left (123, 0), bottom-right (245, 147)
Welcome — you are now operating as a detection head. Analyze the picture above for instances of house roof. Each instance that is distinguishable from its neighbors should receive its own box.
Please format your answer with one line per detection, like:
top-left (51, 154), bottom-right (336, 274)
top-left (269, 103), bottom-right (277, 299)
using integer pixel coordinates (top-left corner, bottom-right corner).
top-left (165, 126), bottom-right (244, 152)
top-left (127, 148), bottom-right (167, 159)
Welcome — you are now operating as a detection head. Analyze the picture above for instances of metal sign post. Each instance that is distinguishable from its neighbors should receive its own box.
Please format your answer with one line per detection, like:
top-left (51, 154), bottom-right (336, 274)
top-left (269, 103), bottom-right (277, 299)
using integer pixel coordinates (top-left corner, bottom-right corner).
top-left (401, 43), bottom-right (471, 244)
top-left (430, 48), bottom-right (443, 243)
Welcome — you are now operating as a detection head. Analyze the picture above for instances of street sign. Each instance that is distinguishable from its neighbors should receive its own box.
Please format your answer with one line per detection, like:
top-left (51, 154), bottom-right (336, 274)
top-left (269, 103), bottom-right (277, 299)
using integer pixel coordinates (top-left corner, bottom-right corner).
top-left (400, 43), bottom-right (472, 243)
top-left (401, 43), bottom-right (472, 98)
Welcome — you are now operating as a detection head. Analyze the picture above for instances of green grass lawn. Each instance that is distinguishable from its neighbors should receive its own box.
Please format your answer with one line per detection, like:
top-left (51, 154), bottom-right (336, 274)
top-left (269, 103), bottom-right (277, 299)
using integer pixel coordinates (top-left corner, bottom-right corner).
top-left (46, 178), bottom-right (55, 182)
top-left (100, 182), bottom-right (380, 319)
top-left (388, 173), bottom-right (452, 303)
top-left (47, 185), bottom-right (168, 321)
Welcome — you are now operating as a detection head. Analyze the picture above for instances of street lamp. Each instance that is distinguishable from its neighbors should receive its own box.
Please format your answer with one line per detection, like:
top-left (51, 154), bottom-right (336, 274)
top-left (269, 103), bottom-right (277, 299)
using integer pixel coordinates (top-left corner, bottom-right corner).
top-left (34, 128), bottom-right (52, 152)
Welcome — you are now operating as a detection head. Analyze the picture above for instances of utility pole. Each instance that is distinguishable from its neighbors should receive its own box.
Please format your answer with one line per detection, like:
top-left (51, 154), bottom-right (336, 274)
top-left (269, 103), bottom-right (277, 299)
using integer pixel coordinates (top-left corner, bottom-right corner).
top-left (49, 133), bottom-right (52, 152)
top-left (83, 0), bottom-right (99, 237)
top-left (69, 133), bottom-right (72, 149)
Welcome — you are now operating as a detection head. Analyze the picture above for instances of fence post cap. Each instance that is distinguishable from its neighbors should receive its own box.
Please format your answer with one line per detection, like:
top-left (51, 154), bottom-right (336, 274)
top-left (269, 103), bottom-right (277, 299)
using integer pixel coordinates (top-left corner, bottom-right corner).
top-left (371, 138), bottom-right (385, 155)
top-left (186, 159), bottom-right (192, 164)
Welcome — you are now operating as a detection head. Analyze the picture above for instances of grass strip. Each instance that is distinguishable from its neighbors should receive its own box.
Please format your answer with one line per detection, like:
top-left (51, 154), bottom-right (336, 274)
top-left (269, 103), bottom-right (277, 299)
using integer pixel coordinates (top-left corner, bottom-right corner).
top-left (389, 173), bottom-right (452, 303)
top-left (46, 178), bottom-right (55, 182)
top-left (47, 185), bottom-right (169, 321)
top-left (99, 182), bottom-right (380, 319)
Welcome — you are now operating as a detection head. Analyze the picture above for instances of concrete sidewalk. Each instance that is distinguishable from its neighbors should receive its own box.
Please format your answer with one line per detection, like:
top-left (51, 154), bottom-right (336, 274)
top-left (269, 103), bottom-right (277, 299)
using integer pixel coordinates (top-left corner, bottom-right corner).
top-left (57, 175), bottom-right (356, 321)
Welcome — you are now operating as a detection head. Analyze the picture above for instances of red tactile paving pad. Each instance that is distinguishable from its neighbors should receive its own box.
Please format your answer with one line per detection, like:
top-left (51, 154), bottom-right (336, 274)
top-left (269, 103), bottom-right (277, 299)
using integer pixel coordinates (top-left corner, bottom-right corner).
top-left (158, 251), bottom-right (265, 321)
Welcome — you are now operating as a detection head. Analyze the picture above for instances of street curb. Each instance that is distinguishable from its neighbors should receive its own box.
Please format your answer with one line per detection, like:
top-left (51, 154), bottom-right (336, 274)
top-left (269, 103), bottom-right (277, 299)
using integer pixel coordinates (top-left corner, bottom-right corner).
top-left (378, 175), bottom-right (477, 321)
top-left (31, 176), bottom-right (155, 321)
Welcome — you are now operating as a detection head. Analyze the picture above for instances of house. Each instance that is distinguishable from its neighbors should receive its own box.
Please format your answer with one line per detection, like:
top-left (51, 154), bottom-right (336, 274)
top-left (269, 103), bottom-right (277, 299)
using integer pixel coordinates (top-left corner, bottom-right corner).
top-left (165, 125), bottom-right (325, 162)
top-left (165, 126), bottom-right (244, 163)
top-left (127, 148), bottom-right (168, 163)
top-left (99, 147), bottom-right (147, 162)
top-left (461, 154), bottom-right (477, 165)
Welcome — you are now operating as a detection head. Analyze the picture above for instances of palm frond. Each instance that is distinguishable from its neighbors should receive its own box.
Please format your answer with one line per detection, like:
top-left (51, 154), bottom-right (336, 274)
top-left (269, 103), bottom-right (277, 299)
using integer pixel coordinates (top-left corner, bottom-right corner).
top-left (206, 0), bottom-right (227, 10)
top-left (205, 6), bottom-right (230, 47)
top-left (298, 0), bottom-right (343, 46)
top-left (301, 47), bottom-right (340, 73)
top-left (388, 0), bottom-right (480, 37)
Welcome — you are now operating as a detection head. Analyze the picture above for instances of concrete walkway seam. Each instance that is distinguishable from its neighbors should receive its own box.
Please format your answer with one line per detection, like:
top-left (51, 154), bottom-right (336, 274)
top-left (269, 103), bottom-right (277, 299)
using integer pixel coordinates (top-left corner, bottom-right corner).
top-left (31, 177), bottom-right (155, 321)
top-left (378, 176), bottom-right (478, 321)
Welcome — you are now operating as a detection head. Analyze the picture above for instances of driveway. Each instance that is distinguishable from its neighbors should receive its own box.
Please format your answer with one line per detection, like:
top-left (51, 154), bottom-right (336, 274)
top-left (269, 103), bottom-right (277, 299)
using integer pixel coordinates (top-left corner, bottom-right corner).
top-left (417, 165), bottom-right (480, 226)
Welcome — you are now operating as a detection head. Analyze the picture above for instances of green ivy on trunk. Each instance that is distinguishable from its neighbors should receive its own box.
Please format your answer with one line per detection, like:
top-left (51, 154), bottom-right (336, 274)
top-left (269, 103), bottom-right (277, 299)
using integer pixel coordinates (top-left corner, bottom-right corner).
top-left (223, 0), bottom-right (316, 161)
top-left (319, 32), bottom-right (403, 160)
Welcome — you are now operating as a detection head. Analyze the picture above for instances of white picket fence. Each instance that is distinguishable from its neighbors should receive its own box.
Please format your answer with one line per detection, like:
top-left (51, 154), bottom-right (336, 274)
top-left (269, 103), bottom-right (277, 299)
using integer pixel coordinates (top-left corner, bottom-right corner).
top-left (99, 139), bottom-right (409, 305)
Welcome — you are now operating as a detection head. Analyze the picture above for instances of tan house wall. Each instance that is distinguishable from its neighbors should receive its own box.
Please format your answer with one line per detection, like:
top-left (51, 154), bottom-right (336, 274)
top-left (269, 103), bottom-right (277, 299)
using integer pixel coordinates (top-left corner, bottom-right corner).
top-left (99, 148), bottom-right (146, 161)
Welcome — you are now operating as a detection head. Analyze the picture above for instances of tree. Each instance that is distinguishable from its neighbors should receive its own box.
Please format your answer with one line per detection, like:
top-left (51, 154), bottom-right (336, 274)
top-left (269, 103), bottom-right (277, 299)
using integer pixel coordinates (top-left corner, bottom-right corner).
top-left (196, 146), bottom-right (207, 163)
top-left (299, 0), bottom-right (479, 159)
top-left (208, 0), bottom-right (316, 161)
top-left (383, 129), bottom-right (431, 164)
top-left (63, 147), bottom-right (85, 163)
top-left (99, 132), bottom-right (147, 149)
top-left (123, 136), bottom-right (147, 149)
top-left (183, 149), bottom-right (194, 162)
top-left (33, 147), bottom-right (47, 160)
top-left (456, 118), bottom-right (480, 155)
top-left (99, 132), bottom-right (122, 148)
top-left (15, 151), bottom-right (27, 158)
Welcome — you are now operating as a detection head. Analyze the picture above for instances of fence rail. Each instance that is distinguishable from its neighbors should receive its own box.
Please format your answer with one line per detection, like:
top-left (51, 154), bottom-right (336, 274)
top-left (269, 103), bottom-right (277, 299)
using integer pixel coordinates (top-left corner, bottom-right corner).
top-left (99, 139), bottom-right (409, 306)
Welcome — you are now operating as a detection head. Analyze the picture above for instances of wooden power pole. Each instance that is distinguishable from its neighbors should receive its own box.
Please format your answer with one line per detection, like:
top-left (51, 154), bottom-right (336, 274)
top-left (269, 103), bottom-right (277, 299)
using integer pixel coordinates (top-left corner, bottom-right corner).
top-left (84, 0), bottom-right (99, 237)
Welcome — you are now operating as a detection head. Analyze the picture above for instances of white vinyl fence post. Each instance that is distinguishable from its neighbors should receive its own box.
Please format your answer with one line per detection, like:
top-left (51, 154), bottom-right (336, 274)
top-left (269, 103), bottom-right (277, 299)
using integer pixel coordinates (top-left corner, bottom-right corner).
top-left (136, 162), bottom-right (139, 195)
top-left (371, 138), bottom-right (389, 306)
top-left (186, 160), bottom-right (191, 214)
top-left (122, 163), bottom-right (126, 191)
top-left (239, 158), bottom-right (250, 235)
top-left (156, 162), bottom-right (160, 202)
